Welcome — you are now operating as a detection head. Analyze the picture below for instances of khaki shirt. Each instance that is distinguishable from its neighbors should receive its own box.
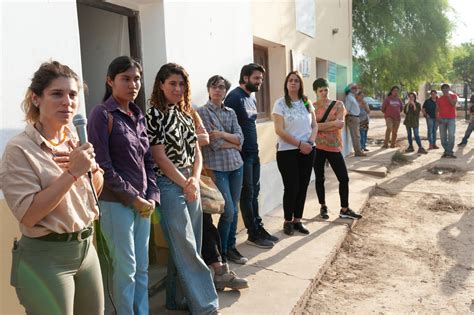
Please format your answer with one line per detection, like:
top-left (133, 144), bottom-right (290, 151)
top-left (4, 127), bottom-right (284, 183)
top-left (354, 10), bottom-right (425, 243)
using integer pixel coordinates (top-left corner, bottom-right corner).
top-left (0, 124), bottom-right (99, 237)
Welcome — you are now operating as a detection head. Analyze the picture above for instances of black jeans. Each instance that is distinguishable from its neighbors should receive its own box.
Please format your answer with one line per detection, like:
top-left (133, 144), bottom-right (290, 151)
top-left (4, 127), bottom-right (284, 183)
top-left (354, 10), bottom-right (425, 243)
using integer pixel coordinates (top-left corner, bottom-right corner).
top-left (276, 149), bottom-right (315, 221)
top-left (313, 148), bottom-right (349, 208)
top-left (240, 151), bottom-right (263, 238)
top-left (202, 213), bottom-right (222, 266)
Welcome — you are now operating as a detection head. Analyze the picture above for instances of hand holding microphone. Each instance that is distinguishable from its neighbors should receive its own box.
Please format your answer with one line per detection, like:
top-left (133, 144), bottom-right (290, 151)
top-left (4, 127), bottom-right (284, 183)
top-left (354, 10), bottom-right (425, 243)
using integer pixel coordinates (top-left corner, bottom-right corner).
top-left (70, 114), bottom-right (97, 179)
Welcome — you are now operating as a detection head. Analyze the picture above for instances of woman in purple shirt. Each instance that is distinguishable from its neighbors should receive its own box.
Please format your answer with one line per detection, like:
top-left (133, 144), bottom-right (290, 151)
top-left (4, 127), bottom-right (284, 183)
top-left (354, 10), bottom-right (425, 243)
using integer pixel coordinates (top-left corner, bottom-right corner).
top-left (381, 86), bottom-right (404, 148)
top-left (88, 56), bottom-right (160, 315)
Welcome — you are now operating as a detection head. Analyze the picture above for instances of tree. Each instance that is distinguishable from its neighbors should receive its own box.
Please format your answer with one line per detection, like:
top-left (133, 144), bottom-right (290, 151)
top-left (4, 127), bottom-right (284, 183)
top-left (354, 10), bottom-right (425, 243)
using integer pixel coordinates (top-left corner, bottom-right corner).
top-left (452, 42), bottom-right (474, 91)
top-left (352, 0), bottom-right (452, 96)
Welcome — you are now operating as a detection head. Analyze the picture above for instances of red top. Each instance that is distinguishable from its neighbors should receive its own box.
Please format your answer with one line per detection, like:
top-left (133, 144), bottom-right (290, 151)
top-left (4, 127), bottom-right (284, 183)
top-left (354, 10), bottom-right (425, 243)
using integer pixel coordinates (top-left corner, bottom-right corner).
top-left (437, 93), bottom-right (457, 119)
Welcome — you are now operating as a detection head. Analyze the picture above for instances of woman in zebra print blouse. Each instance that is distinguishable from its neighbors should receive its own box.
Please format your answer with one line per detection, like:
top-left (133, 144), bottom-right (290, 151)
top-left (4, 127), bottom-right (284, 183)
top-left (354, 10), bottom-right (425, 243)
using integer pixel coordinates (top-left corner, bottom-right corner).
top-left (146, 63), bottom-right (219, 315)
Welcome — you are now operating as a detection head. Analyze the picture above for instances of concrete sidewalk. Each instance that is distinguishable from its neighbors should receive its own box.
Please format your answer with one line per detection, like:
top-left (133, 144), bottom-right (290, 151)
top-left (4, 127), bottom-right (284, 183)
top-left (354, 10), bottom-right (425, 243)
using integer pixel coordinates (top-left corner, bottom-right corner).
top-left (149, 142), bottom-right (397, 314)
top-left (218, 146), bottom-right (395, 315)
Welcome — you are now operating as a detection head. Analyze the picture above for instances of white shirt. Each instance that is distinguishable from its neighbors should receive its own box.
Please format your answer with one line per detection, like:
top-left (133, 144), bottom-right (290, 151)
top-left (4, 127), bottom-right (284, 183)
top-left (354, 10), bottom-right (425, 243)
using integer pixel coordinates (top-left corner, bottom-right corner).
top-left (345, 93), bottom-right (360, 116)
top-left (272, 97), bottom-right (314, 151)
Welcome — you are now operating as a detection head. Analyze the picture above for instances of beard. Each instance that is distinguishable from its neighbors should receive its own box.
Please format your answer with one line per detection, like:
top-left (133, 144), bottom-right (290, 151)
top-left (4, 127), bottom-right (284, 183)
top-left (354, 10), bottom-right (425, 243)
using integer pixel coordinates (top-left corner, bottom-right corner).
top-left (245, 82), bottom-right (260, 92)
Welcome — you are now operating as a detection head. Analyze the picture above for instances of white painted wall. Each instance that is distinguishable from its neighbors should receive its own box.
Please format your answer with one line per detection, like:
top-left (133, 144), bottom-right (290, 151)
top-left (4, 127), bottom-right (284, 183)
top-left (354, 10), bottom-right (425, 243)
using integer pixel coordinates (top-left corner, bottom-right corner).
top-left (0, 2), bottom-right (84, 313)
top-left (161, 0), bottom-right (253, 106)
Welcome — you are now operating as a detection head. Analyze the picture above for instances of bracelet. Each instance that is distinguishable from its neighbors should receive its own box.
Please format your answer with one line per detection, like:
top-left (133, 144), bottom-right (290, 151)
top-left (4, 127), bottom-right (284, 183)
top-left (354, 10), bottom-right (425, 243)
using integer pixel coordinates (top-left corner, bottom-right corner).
top-left (67, 169), bottom-right (78, 181)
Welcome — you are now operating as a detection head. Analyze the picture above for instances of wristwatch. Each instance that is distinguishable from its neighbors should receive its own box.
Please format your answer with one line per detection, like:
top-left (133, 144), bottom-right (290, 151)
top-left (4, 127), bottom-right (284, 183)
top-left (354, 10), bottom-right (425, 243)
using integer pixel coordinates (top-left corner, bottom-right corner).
top-left (307, 140), bottom-right (315, 147)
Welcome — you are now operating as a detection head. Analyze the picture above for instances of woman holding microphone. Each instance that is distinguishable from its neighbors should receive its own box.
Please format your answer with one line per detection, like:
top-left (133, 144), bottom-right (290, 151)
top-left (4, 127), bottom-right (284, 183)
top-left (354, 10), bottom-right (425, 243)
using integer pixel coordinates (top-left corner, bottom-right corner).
top-left (1, 61), bottom-right (104, 314)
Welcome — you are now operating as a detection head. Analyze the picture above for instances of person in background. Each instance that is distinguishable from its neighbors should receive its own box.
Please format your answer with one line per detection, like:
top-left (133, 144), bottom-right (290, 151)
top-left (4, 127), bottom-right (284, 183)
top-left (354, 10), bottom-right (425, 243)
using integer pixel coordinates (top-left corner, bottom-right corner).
top-left (356, 91), bottom-right (371, 152)
top-left (312, 78), bottom-right (362, 221)
top-left (225, 63), bottom-right (278, 249)
top-left (88, 56), bottom-right (159, 315)
top-left (197, 75), bottom-right (246, 264)
top-left (146, 63), bottom-right (219, 314)
top-left (436, 83), bottom-right (458, 158)
top-left (403, 92), bottom-right (427, 154)
top-left (0, 61), bottom-right (104, 314)
top-left (381, 86), bottom-right (404, 148)
top-left (272, 71), bottom-right (317, 236)
top-left (457, 94), bottom-right (474, 146)
top-left (344, 83), bottom-right (366, 156)
top-left (422, 89), bottom-right (439, 150)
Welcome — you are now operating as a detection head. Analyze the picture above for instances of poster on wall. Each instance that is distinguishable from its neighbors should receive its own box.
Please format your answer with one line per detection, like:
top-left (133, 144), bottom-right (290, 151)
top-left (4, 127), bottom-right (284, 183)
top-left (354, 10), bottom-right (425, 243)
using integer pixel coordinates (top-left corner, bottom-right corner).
top-left (328, 61), bottom-right (337, 83)
top-left (295, 0), bottom-right (316, 38)
top-left (291, 50), bottom-right (311, 77)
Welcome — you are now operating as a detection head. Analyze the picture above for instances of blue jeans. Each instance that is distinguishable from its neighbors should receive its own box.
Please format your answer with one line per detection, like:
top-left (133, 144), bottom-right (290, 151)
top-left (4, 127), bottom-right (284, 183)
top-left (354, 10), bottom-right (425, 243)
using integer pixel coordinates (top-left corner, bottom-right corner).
top-left (406, 126), bottom-right (422, 148)
top-left (212, 166), bottom-right (243, 254)
top-left (426, 117), bottom-right (438, 145)
top-left (359, 128), bottom-right (368, 150)
top-left (460, 121), bottom-right (474, 144)
top-left (439, 118), bottom-right (456, 154)
top-left (240, 152), bottom-right (263, 238)
top-left (157, 170), bottom-right (218, 315)
top-left (99, 200), bottom-right (150, 315)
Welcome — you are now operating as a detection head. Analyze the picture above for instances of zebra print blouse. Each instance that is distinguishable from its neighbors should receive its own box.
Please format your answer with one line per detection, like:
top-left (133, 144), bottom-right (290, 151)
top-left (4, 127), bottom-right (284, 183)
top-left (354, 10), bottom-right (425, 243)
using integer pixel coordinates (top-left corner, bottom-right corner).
top-left (146, 105), bottom-right (197, 175)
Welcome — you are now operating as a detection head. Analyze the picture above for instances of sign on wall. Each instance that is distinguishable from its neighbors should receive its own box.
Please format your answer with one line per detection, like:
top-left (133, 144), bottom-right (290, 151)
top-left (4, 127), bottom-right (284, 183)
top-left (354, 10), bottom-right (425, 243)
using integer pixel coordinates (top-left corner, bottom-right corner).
top-left (291, 50), bottom-right (311, 77)
top-left (328, 61), bottom-right (337, 83)
top-left (295, 0), bottom-right (315, 38)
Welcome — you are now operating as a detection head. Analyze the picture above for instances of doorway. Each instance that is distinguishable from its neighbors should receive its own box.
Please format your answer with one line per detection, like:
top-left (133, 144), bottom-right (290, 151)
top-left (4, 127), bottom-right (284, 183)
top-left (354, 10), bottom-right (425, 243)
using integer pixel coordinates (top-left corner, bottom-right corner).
top-left (77, 0), bottom-right (144, 114)
top-left (253, 44), bottom-right (271, 119)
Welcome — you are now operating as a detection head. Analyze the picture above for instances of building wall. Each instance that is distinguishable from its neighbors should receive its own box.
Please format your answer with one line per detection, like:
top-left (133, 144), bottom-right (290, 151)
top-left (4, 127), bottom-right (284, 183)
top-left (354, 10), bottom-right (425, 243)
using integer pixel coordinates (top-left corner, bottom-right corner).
top-left (251, 0), bottom-right (353, 214)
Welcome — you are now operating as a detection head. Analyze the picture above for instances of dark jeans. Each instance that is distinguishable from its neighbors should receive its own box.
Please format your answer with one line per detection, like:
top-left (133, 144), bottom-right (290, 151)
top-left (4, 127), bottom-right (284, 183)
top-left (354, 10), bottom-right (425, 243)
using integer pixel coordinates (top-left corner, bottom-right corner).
top-left (276, 149), bottom-right (315, 221)
top-left (240, 151), bottom-right (263, 238)
top-left (406, 126), bottom-right (422, 148)
top-left (202, 213), bottom-right (222, 266)
top-left (313, 148), bottom-right (349, 208)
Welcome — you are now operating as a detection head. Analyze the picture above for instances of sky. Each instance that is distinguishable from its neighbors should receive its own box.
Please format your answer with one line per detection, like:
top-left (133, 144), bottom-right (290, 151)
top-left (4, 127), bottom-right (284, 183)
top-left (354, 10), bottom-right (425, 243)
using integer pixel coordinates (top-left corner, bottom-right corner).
top-left (448, 0), bottom-right (474, 46)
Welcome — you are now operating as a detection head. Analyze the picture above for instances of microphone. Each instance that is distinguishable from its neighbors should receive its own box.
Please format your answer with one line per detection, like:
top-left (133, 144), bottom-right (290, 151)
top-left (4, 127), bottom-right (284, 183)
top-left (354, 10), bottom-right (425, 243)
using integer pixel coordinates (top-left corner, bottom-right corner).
top-left (72, 114), bottom-right (92, 178)
top-left (73, 114), bottom-right (88, 145)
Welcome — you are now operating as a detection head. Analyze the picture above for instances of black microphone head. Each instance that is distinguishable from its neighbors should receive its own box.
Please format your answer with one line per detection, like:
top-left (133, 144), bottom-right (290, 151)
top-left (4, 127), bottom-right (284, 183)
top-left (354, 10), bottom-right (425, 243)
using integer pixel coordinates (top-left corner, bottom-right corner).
top-left (73, 114), bottom-right (87, 127)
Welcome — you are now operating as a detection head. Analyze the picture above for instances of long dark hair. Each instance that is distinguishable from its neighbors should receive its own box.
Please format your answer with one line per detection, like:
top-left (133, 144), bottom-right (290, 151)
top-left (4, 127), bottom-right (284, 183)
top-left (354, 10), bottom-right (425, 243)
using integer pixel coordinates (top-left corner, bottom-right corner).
top-left (388, 86), bottom-right (399, 97)
top-left (149, 63), bottom-right (193, 116)
top-left (284, 71), bottom-right (309, 111)
top-left (103, 56), bottom-right (143, 102)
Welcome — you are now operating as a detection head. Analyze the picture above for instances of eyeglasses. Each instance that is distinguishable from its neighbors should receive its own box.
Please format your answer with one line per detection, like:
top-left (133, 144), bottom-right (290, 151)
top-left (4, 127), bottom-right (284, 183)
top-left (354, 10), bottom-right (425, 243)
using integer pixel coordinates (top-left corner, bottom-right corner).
top-left (210, 85), bottom-right (226, 90)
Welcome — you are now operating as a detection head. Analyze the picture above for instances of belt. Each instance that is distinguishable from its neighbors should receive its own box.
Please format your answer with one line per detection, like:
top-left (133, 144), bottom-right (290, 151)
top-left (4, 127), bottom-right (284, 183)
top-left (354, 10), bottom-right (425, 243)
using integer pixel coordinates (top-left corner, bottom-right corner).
top-left (36, 226), bottom-right (93, 242)
top-left (347, 114), bottom-right (359, 117)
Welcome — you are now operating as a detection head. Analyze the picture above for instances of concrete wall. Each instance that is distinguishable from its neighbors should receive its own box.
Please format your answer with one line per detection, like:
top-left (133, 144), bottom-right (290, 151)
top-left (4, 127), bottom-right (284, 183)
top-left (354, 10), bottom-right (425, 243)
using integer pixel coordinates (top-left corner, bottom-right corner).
top-left (0, 2), bottom-right (84, 313)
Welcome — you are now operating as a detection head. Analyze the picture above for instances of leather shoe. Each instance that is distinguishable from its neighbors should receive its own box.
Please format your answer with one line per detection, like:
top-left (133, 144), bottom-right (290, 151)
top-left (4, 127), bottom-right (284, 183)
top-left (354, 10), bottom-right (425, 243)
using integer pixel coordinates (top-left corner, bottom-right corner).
top-left (283, 222), bottom-right (294, 236)
top-left (293, 222), bottom-right (309, 235)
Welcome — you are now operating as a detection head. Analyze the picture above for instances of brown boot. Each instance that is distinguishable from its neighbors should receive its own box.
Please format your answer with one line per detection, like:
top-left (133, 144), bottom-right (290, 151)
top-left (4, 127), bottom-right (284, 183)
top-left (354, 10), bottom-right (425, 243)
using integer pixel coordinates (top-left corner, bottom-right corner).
top-left (214, 264), bottom-right (249, 291)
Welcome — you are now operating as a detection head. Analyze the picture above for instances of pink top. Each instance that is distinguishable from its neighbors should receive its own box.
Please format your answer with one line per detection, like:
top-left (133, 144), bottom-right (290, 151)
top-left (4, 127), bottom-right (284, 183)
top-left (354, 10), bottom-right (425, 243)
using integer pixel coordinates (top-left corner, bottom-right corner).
top-left (382, 96), bottom-right (403, 120)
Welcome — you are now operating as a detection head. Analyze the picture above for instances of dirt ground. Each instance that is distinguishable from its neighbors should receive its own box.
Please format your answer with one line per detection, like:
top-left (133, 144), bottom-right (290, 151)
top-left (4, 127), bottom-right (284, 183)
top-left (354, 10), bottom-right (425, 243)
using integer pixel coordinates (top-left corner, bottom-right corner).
top-left (304, 117), bottom-right (474, 313)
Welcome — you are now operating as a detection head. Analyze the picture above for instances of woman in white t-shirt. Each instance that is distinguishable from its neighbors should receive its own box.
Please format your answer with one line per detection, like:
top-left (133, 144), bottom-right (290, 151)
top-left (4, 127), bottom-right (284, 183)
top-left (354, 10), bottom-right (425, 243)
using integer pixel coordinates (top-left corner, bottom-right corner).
top-left (272, 71), bottom-right (318, 236)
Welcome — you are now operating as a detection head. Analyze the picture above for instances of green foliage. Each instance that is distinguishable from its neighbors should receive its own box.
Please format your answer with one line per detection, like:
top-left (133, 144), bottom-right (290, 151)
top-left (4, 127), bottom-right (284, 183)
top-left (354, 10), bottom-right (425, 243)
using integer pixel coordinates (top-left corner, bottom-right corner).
top-left (452, 42), bottom-right (474, 90)
top-left (353, 0), bottom-right (452, 95)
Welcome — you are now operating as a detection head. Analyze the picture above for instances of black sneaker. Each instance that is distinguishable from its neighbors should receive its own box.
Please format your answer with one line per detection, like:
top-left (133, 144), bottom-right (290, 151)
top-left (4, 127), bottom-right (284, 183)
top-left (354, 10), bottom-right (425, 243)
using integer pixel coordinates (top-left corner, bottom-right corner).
top-left (320, 205), bottom-right (329, 219)
top-left (339, 208), bottom-right (362, 220)
top-left (259, 226), bottom-right (279, 242)
top-left (405, 146), bottom-right (414, 153)
top-left (246, 235), bottom-right (274, 249)
top-left (226, 248), bottom-right (248, 265)
top-left (283, 222), bottom-right (294, 236)
top-left (458, 142), bottom-right (467, 146)
top-left (446, 153), bottom-right (457, 159)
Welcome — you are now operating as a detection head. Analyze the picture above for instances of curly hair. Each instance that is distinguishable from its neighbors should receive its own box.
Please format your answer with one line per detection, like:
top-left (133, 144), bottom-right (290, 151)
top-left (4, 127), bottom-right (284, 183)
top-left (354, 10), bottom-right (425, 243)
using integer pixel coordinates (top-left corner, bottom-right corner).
top-left (149, 63), bottom-right (192, 116)
top-left (22, 61), bottom-right (81, 124)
